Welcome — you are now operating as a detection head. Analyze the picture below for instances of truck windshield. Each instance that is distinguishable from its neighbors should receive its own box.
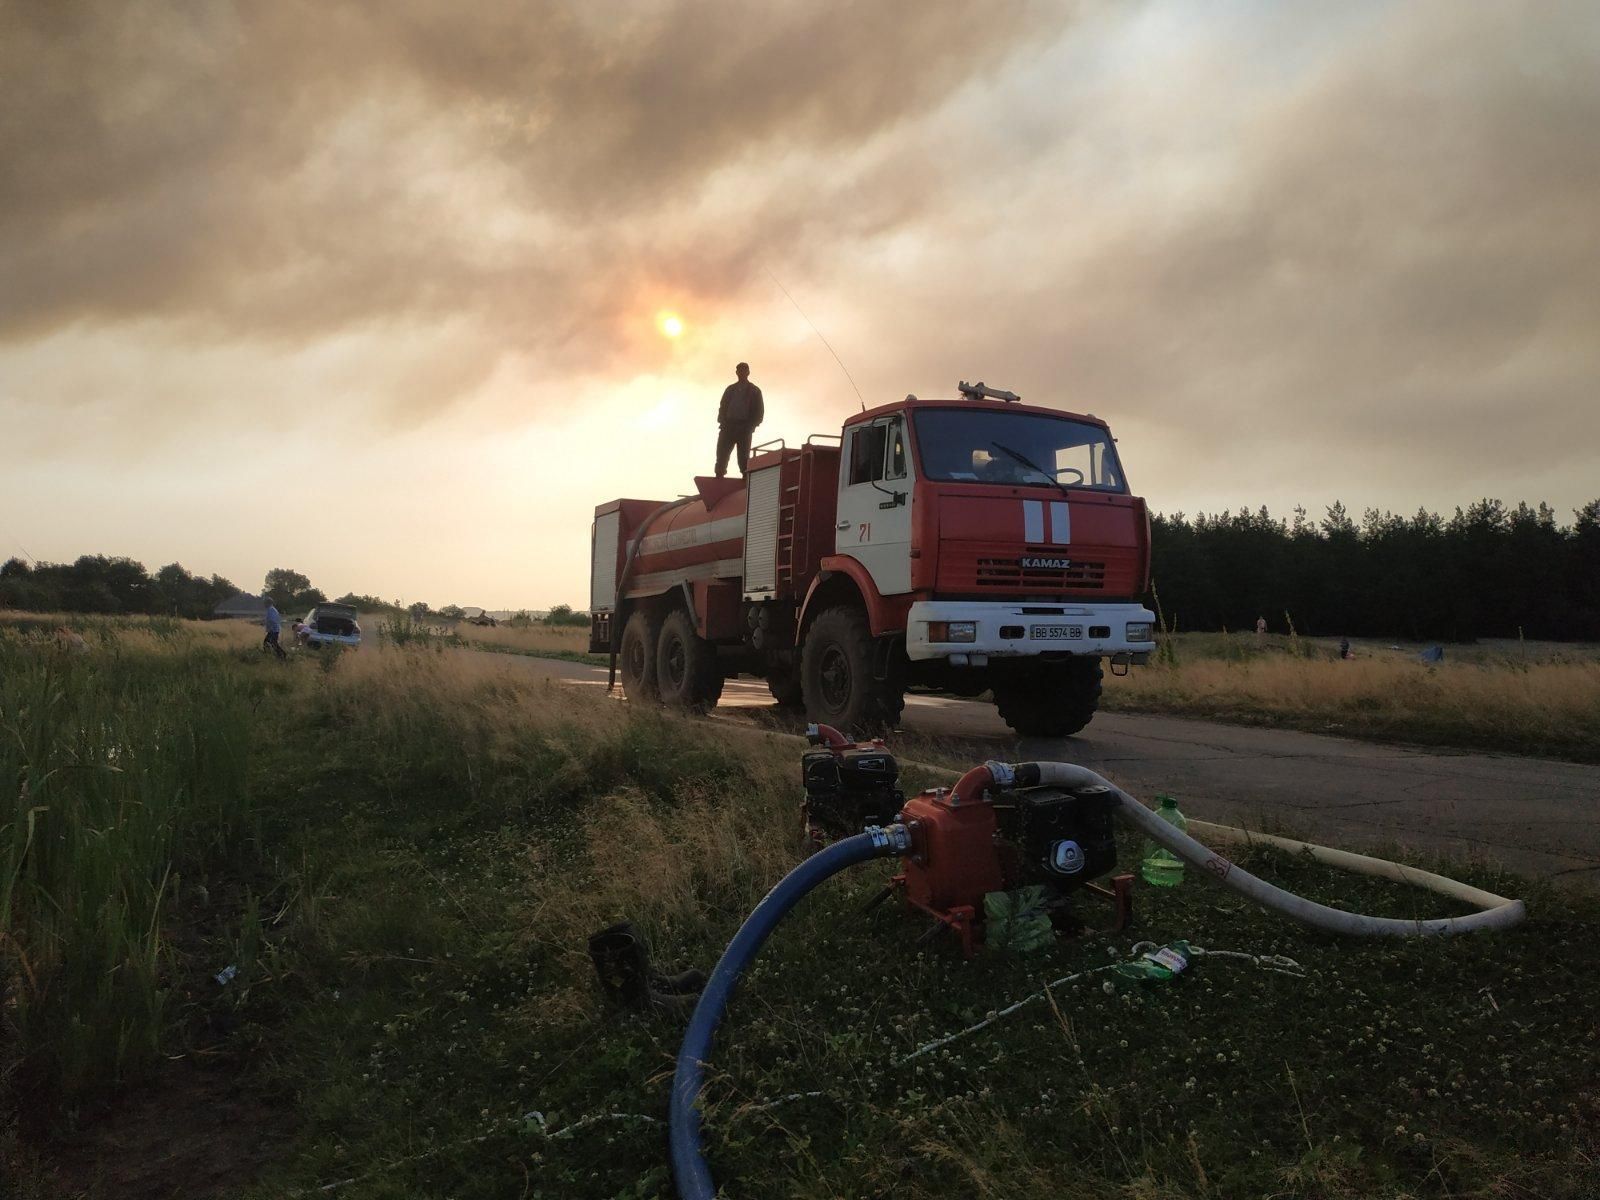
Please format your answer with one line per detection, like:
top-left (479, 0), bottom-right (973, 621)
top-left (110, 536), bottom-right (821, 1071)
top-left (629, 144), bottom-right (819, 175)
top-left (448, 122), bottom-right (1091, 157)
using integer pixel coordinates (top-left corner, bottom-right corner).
top-left (912, 409), bottom-right (1127, 492)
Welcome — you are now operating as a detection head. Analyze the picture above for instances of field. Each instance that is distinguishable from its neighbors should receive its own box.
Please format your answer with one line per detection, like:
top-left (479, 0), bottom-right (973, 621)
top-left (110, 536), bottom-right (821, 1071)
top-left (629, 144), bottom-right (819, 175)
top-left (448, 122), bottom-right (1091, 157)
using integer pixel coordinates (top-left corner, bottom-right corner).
top-left (2, 616), bottom-right (1597, 1199)
top-left (1100, 632), bottom-right (1600, 762)
top-left (452, 620), bottom-right (604, 663)
top-left (440, 619), bottom-right (1600, 762)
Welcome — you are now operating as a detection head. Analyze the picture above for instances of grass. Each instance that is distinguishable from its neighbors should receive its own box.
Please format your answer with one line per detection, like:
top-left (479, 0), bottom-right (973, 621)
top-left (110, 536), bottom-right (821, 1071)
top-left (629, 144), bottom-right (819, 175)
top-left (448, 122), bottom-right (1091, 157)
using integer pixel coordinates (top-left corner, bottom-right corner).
top-left (455, 620), bottom-right (606, 664)
top-left (0, 619), bottom-right (276, 1120)
top-left (443, 618), bottom-right (1600, 762)
top-left (1103, 632), bottom-right (1600, 762)
top-left (3, 619), bottom-right (1598, 1198)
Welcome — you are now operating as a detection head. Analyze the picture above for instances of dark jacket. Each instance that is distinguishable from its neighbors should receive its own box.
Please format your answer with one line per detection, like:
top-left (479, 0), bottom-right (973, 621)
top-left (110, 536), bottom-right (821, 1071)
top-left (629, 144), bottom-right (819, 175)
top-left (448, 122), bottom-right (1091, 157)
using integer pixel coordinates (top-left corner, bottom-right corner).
top-left (718, 380), bottom-right (764, 427)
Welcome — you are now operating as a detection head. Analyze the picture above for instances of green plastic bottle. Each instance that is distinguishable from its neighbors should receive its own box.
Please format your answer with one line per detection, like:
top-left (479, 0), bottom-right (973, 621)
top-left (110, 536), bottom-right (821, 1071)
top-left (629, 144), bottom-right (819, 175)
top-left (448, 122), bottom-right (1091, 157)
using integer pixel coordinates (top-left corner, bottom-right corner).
top-left (1140, 794), bottom-right (1187, 887)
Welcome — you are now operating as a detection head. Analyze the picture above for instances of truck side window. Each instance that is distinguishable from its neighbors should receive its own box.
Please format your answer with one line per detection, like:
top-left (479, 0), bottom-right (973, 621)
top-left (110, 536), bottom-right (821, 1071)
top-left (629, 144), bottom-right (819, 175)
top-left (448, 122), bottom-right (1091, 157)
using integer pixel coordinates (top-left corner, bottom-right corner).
top-left (850, 424), bottom-right (887, 485)
top-left (886, 419), bottom-right (907, 480)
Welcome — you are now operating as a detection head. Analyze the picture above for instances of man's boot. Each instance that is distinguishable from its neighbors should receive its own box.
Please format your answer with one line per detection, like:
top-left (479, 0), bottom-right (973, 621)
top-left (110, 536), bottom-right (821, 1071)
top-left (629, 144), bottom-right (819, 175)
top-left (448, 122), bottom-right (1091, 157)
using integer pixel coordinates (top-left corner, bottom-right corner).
top-left (587, 921), bottom-right (705, 1011)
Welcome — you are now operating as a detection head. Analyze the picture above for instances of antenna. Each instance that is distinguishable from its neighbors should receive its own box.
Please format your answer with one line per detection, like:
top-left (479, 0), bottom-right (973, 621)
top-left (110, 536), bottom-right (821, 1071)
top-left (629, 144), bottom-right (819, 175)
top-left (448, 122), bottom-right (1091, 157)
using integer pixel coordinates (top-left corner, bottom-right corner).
top-left (764, 267), bottom-right (867, 412)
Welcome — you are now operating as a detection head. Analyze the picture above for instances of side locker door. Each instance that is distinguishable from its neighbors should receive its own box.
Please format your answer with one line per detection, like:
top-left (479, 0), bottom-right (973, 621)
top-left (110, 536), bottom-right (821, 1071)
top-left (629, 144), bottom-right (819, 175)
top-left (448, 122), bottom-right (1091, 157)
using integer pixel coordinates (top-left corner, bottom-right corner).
top-left (835, 415), bottom-right (914, 595)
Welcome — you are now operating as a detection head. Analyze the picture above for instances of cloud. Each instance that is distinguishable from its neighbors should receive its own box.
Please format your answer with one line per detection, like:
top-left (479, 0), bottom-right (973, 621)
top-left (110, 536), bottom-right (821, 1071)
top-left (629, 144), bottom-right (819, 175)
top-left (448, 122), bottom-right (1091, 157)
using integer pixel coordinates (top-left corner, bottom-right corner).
top-left (0, 1), bottom-right (1072, 351)
top-left (2, 0), bottom-right (1597, 602)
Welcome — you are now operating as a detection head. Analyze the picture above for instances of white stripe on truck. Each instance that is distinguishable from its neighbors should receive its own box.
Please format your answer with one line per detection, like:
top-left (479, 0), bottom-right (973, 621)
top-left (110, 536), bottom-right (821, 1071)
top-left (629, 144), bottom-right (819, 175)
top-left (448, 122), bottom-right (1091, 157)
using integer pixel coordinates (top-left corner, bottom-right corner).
top-left (1022, 499), bottom-right (1044, 543)
top-left (1049, 501), bottom-right (1071, 544)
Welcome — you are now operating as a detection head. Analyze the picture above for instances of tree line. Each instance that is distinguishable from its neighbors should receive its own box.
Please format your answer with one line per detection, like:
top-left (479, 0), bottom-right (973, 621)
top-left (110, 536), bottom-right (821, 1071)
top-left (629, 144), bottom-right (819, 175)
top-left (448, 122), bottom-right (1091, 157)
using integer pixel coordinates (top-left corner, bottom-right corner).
top-left (5, 496), bottom-right (1598, 641)
top-left (1151, 499), bottom-right (1600, 642)
top-left (0, 557), bottom-right (563, 626)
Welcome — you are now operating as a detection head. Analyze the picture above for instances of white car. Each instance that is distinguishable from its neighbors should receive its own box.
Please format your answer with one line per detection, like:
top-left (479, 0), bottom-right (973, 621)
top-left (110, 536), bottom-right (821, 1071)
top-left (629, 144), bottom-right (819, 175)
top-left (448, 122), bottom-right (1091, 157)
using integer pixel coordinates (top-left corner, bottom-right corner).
top-left (296, 603), bottom-right (362, 650)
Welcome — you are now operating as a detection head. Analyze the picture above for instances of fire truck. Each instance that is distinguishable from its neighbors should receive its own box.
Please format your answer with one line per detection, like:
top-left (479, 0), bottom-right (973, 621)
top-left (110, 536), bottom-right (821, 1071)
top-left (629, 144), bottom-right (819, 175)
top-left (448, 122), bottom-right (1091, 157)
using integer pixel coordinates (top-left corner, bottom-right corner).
top-left (589, 382), bottom-right (1156, 736)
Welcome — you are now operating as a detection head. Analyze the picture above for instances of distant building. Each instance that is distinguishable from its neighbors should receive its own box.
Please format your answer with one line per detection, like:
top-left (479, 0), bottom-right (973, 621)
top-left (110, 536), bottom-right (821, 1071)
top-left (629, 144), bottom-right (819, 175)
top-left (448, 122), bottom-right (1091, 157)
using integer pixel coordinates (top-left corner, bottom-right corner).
top-left (213, 592), bottom-right (267, 620)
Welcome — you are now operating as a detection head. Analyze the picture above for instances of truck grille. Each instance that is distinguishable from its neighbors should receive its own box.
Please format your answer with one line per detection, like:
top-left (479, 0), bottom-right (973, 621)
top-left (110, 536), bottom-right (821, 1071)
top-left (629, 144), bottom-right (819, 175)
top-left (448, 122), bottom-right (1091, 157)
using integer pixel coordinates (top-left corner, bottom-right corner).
top-left (935, 543), bottom-right (1138, 594)
top-left (976, 553), bottom-right (1107, 589)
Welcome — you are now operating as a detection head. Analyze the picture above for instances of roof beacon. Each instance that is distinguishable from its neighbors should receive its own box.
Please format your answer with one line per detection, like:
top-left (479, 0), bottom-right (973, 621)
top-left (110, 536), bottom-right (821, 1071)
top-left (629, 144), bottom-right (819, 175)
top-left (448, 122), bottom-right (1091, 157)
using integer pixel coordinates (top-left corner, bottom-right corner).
top-left (958, 380), bottom-right (1021, 403)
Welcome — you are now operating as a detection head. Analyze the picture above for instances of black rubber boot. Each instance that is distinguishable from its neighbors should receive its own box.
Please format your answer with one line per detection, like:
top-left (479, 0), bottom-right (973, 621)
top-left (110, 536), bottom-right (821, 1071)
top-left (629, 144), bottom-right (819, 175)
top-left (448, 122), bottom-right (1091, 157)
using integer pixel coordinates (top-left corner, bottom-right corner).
top-left (588, 922), bottom-right (652, 1009)
top-left (588, 922), bottom-right (705, 1010)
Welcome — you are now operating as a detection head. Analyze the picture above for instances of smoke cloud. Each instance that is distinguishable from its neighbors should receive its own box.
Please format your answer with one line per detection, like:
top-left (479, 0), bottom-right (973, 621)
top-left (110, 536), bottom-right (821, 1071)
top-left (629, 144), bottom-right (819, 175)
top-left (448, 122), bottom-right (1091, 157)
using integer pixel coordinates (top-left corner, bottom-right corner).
top-left (2, 0), bottom-right (1596, 603)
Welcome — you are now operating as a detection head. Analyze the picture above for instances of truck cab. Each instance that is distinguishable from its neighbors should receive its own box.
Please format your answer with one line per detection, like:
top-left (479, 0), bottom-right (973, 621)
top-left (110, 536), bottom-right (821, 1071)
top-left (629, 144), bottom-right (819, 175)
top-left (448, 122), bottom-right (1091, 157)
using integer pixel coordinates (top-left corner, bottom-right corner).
top-left (818, 384), bottom-right (1155, 734)
top-left (836, 387), bottom-right (1153, 653)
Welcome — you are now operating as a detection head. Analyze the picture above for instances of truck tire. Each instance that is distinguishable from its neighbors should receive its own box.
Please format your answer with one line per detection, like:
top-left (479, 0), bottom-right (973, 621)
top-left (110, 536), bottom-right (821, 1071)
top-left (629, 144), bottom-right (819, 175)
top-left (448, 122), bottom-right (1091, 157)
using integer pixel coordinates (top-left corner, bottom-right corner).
top-left (801, 605), bottom-right (904, 735)
top-left (619, 609), bottom-right (660, 701)
top-left (655, 608), bottom-right (724, 712)
top-left (765, 660), bottom-right (804, 708)
top-left (993, 658), bottom-right (1103, 738)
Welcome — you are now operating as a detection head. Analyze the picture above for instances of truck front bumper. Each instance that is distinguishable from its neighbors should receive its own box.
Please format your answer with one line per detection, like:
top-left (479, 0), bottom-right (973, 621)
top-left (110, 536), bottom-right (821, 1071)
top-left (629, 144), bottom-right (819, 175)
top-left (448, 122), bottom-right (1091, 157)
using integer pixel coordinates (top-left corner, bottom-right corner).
top-left (905, 599), bottom-right (1157, 663)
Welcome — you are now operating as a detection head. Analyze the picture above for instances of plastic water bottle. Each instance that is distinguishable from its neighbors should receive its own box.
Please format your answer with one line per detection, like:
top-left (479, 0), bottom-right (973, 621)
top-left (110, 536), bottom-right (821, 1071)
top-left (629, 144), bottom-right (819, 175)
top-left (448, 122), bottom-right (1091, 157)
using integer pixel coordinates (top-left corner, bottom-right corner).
top-left (1140, 794), bottom-right (1187, 887)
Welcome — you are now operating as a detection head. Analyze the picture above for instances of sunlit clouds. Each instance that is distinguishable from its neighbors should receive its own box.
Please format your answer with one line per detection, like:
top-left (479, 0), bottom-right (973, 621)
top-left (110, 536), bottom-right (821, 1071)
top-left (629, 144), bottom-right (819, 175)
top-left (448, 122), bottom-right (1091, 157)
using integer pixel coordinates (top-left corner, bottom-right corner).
top-left (2, 1), bottom-right (1597, 606)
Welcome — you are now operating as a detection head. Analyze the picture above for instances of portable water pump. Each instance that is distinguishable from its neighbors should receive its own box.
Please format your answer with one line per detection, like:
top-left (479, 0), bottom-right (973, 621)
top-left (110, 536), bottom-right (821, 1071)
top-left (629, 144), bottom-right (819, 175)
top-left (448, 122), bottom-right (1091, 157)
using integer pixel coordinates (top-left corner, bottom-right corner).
top-left (802, 724), bottom-right (1133, 954)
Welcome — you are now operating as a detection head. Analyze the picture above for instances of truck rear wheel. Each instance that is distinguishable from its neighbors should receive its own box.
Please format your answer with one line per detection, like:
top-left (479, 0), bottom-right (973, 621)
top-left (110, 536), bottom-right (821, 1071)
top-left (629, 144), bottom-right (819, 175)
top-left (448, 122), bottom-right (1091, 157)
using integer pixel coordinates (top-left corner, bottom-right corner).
top-left (655, 608), bottom-right (724, 712)
top-left (765, 660), bottom-right (804, 708)
top-left (993, 658), bottom-right (1103, 738)
top-left (619, 609), bottom-right (660, 701)
top-left (801, 606), bottom-right (904, 735)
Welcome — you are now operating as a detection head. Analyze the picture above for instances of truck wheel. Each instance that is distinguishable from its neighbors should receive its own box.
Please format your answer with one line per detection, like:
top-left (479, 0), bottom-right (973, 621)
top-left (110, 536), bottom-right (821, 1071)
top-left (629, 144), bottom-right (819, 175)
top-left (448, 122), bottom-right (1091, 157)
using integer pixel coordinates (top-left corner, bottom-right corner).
top-left (619, 609), bottom-right (660, 701)
top-left (765, 660), bottom-right (804, 708)
top-left (655, 609), bottom-right (724, 712)
top-left (801, 606), bottom-right (904, 735)
top-left (993, 658), bottom-right (1103, 738)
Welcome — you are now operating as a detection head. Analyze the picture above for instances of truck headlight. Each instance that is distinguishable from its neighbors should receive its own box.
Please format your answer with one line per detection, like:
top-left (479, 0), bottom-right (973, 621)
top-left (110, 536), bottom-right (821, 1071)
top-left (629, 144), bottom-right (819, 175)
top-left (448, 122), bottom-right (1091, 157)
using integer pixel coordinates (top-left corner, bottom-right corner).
top-left (1125, 621), bottom-right (1154, 642)
top-left (927, 621), bottom-right (977, 644)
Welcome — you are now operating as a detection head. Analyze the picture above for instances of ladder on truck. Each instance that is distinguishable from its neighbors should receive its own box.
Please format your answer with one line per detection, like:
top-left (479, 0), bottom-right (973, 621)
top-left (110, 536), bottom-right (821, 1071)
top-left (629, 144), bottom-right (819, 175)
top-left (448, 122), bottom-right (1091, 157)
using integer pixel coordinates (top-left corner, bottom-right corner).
top-left (758, 436), bottom-right (838, 598)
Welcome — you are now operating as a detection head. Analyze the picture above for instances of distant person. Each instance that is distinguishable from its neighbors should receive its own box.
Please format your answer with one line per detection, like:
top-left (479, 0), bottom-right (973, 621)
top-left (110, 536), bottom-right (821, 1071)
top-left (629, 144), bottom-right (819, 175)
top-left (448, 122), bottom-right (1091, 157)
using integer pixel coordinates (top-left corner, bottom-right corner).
top-left (1255, 616), bottom-right (1267, 641)
top-left (1339, 636), bottom-right (1351, 660)
top-left (262, 597), bottom-right (286, 660)
top-left (714, 361), bottom-right (764, 478)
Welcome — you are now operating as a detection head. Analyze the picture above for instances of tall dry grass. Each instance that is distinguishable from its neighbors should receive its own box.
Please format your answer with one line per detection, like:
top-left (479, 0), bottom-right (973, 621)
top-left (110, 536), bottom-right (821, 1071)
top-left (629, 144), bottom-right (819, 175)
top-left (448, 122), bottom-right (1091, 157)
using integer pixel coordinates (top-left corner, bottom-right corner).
top-left (452, 621), bottom-right (594, 657)
top-left (1105, 652), bottom-right (1600, 758)
top-left (312, 646), bottom-right (805, 1010)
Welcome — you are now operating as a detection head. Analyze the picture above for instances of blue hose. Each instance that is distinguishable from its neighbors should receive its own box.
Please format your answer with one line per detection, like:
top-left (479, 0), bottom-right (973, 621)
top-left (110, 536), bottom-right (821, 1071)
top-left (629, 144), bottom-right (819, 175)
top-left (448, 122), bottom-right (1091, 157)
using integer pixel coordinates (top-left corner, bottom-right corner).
top-left (670, 829), bottom-right (902, 1199)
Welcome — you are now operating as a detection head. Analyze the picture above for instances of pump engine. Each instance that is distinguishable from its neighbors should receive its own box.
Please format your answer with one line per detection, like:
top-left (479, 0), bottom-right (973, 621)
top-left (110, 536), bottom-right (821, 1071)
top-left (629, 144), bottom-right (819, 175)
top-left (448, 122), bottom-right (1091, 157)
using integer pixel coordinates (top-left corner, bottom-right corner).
top-left (803, 725), bottom-right (1132, 954)
top-left (801, 725), bottom-right (904, 842)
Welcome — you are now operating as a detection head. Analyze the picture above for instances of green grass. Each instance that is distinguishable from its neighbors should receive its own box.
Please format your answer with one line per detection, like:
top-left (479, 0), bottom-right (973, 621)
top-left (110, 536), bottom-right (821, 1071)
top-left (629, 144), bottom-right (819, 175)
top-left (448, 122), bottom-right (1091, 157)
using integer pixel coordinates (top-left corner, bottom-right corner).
top-left (4, 627), bottom-right (1598, 1198)
top-left (0, 623), bottom-right (270, 1119)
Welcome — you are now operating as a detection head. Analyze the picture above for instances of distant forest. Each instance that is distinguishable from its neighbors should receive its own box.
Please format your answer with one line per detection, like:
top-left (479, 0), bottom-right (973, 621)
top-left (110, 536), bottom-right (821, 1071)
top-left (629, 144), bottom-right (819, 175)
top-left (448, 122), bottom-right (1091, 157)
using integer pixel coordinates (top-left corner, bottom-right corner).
top-left (0, 559), bottom-right (386, 622)
top-left (4, 496), bottom-right (1598, 642)
top-left (1152, 499), bottom-right (1600, 642)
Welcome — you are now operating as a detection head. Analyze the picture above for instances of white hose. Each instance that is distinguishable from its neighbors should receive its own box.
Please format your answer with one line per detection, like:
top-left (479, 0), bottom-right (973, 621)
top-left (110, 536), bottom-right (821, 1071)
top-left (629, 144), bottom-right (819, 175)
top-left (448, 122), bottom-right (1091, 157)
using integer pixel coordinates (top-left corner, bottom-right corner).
top-left (1013, 761), bottom-right (1526, 937)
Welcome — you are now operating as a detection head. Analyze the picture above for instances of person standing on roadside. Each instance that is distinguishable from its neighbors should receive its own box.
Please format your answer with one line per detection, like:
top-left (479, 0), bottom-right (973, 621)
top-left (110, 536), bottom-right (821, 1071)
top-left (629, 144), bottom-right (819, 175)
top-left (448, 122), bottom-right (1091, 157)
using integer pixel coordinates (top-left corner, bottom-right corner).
top-left (714, 362), bottom-right (764, 478)
top-left (262, 596), bottom-right (287, 660)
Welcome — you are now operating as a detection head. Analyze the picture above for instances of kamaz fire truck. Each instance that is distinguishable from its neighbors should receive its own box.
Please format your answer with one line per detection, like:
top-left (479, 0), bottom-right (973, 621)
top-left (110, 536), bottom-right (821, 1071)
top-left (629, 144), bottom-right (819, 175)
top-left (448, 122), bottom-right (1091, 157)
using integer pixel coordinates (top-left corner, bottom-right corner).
top-left (589, 382), bottom-right (1156, 736)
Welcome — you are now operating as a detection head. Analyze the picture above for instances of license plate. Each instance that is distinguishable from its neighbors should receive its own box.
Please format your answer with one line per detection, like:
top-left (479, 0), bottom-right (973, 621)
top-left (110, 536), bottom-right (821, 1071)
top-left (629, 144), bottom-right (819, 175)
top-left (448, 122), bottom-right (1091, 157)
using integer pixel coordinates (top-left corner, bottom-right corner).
top-left (1030, 624), bottom-right (1083, 641)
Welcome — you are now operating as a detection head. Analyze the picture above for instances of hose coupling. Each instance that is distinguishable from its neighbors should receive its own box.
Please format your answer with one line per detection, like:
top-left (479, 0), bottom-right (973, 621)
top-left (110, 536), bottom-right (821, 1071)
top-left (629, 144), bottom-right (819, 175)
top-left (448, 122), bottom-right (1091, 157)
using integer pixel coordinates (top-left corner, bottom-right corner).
top-left (866, 824), bottom-right (913, 855)
top-left (984, 760), bottom-right (1018, 788)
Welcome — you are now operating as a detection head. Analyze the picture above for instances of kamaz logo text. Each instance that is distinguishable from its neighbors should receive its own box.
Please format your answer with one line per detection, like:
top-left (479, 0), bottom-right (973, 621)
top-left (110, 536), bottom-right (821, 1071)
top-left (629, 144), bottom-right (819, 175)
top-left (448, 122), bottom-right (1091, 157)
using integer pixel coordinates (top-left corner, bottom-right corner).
top-left (1019, 556), bottom-right (1072, 570)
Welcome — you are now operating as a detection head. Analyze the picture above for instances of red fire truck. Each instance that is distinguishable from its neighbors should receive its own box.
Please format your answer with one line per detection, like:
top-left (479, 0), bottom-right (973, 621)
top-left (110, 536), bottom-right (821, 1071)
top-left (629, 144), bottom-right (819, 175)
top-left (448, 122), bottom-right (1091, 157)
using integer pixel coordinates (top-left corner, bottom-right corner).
top-left (589, 382), bottom-right (1155, 736)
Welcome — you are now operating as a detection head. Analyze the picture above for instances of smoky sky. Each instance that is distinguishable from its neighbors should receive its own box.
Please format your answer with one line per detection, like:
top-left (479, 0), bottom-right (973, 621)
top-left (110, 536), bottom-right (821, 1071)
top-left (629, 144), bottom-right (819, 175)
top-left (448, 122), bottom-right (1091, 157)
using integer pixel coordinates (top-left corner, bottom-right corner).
top-left (1, 1), bottom-right (1070, 347)
top-left (2, 0), bottom-right (1598, 603)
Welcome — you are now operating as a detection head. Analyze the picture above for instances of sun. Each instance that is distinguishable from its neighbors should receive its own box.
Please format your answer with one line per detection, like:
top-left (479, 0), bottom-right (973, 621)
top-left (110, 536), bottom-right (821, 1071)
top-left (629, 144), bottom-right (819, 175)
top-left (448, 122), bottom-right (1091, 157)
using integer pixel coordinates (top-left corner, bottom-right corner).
top-left (657, 311), bottom-right (684, 339)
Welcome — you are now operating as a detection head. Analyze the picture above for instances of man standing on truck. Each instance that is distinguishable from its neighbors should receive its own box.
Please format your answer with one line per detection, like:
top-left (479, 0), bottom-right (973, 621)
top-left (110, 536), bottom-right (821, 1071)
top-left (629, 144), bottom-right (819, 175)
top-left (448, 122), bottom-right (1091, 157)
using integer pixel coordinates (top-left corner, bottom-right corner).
top-left (714, 361), bottom-right (764, 478)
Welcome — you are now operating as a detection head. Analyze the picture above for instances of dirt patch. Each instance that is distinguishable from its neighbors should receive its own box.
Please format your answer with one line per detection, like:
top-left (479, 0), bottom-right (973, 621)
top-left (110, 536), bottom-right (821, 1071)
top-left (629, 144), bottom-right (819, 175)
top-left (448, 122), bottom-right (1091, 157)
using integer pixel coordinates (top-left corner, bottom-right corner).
top-left (43, 1060), bottom-right (291, 1200)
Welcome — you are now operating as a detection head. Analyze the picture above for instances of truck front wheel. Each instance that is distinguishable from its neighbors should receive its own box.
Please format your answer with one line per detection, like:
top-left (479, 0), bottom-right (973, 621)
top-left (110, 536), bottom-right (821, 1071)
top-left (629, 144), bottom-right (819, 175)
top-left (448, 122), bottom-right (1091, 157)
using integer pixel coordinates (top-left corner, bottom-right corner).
top-left (655, 608), bottom-right (724, 712)
top-left (619, 609), bottom-right (660, 701)
top-left (801, 606), bottom-right (904, 735)
top-left (993, 658), bottom-right (1103, 738)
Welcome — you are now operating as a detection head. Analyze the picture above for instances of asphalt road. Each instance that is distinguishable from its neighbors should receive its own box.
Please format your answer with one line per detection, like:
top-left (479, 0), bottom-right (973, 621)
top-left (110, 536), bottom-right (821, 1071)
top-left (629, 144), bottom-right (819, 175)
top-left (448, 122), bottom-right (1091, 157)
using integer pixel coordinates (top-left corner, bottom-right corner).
top-left (491, 652), bottom-right (1600, 887)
